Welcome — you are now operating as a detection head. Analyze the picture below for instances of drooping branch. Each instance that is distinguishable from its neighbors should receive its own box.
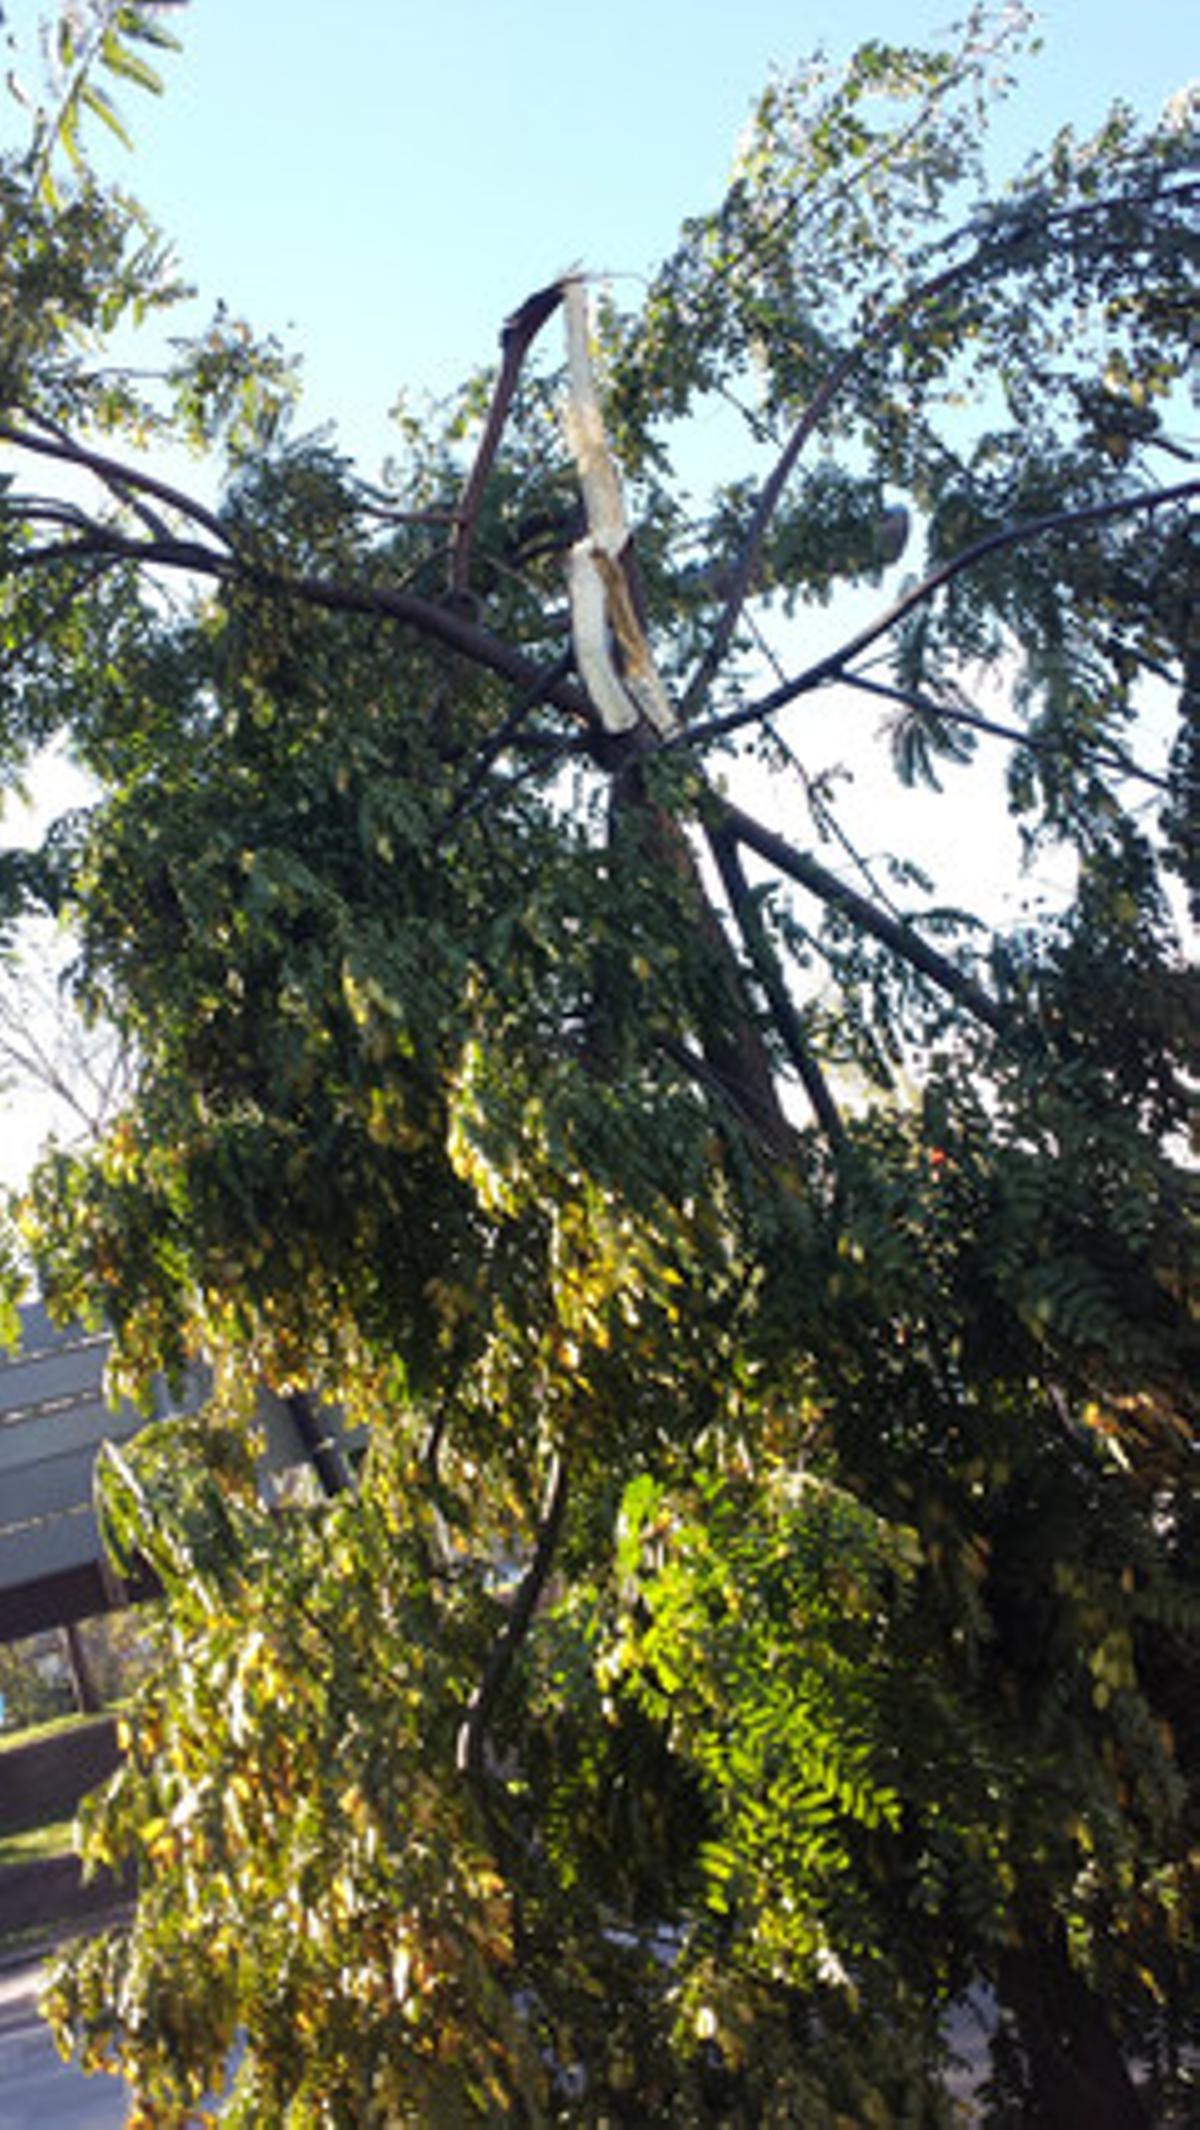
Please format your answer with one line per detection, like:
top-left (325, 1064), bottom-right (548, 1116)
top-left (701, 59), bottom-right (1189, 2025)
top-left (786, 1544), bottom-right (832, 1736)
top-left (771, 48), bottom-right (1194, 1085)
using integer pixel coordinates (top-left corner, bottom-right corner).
top-left (681, 477), bottom-right (1200, 749)
top-left (839, 668), bottom-right (1172, 792)
top-left (716, 797), bottom-right (1007, 1037)
top-left (448, 278), bottom-right (565, 601)
top-left (707, 824), bottom-right (845, 1148)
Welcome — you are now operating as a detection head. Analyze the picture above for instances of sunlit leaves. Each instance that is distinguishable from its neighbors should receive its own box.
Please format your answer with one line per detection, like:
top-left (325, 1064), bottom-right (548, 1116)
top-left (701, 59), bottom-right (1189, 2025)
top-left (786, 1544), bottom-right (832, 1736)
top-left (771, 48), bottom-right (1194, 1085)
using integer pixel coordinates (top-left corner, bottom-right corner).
top-left (609, 1467), bottom-right (909, 1964)
top-left (24, 3), bottom-right (186, 203)
top-left (46, 1422), bottom-right (547, 2125)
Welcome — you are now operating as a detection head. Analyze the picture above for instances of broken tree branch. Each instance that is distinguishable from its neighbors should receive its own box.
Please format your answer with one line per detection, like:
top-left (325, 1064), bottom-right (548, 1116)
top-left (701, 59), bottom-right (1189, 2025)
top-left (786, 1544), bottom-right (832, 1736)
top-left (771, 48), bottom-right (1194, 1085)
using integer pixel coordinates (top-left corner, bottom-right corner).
top-left (708, 824), bottom-right (846, 1148)
top-left (716, 796), bottom-right (1007, 1037)
top-left (448, 278), bottom-right (565, 601)
top-left (561, 276), bottom-right (678, 738)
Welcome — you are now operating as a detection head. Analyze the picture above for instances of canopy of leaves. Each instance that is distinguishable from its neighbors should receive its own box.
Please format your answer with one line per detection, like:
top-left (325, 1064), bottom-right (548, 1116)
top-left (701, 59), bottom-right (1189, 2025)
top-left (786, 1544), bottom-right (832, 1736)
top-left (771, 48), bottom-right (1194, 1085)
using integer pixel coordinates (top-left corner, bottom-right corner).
top-left (0, 6), bottom-right (1196, 2123)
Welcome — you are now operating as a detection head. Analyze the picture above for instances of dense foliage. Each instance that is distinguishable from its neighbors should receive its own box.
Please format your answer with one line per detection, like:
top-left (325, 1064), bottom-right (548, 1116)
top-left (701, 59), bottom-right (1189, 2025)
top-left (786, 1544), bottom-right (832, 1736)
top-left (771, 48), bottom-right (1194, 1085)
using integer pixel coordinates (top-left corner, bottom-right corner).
top-left (0, 5), bottom-right (1196, 2122)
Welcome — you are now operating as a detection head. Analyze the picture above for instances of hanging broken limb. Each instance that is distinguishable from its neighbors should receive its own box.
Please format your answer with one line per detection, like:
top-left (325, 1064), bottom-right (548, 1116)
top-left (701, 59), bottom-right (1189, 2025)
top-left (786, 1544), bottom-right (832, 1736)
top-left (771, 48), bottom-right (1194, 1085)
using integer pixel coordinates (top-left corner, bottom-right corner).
top-left (707, 823), bottom-right (846, 1147)
top-left (714, 797), bottom-right (1008, 1038)
top-left (447, 278), bottom-right (565, 603)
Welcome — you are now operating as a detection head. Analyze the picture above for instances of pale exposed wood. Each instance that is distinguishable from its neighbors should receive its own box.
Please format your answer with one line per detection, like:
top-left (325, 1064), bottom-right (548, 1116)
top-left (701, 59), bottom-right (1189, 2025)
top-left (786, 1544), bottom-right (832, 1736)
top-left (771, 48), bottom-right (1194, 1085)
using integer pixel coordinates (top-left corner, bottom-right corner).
top-left (561, 277), bottom-right (678, 739)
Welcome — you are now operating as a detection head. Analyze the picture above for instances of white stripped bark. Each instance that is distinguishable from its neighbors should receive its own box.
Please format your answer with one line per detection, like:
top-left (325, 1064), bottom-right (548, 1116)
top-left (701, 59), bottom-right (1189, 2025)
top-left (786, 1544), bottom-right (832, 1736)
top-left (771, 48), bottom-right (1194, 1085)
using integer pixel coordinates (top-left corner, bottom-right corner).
top-left (561, 277), bottom-right (677, 738)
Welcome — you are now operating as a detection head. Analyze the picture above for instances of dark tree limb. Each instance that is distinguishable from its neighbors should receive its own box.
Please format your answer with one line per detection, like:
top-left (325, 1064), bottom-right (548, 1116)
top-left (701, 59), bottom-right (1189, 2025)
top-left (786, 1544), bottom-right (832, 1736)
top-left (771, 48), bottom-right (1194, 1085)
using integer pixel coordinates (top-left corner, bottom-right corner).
top-left (456, 1449), bottom-right (569, 1803)
top-left (448, 278), bottom-right (565, 600)
top-left (0, 417), bottom-right (241, 554)
top-left (681, 476), bottom-right (1200, 748)
top-left (716, 797), bottom-right (1007, 1037)
top-left (2, 528), bottom-right (234, 577)
top-left (998, 1932), bottom-right (1151, 2130)
top-left (281, 563), bottom-right (595, 725)
top-left (707, 824), bottom-right (845, 1148)
top-left (608, 736), bottom-right (800, 1161)
top-left (680, 337), bottom-right (869, 720)
top-left (0, 520), bottom-right (598, 727)
top-left (654, 1033), bottom-right (793, 1156)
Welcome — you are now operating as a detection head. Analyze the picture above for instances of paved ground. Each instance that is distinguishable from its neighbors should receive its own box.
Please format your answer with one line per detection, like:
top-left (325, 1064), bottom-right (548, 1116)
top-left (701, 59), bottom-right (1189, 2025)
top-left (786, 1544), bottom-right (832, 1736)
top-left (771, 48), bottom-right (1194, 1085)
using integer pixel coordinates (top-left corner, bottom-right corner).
top-left (0, 1962), bottom-right (127, 2129)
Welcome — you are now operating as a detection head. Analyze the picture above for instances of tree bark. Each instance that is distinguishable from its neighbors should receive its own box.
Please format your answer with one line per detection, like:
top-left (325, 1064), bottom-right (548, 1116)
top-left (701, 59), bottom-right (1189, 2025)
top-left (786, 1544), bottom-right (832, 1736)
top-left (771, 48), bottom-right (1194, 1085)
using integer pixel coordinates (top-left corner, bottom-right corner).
top-left (998, 1933), bottom-right (1149, 2130)
top-left (609, 751), bottom-right (798, 1162)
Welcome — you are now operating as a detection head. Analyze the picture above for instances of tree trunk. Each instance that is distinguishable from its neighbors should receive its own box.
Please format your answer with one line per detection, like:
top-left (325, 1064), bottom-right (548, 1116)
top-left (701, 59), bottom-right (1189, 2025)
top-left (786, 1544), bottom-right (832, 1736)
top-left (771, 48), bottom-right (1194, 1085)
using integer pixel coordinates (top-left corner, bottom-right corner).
top-left (998, 1933), bottom-right (1148, 2130)
top-left (609, 750), bottom-right (799, 1163)
top-left (60, 1621), bottom-right (101, 1715)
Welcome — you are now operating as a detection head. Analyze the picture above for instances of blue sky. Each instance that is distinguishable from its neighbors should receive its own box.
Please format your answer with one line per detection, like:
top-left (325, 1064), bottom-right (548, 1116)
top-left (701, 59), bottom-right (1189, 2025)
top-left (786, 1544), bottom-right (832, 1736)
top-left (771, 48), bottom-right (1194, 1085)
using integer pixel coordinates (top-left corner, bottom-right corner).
top-left (3, 0), bottom-right (1195, 466)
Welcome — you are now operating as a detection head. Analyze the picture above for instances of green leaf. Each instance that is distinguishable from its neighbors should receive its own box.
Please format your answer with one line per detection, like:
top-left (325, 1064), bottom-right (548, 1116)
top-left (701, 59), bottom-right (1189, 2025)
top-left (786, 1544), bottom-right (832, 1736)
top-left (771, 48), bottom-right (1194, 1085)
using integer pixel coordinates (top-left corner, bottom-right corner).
top-left (100, 30), bottom-right (164, 96)
top-left (77, 78), bottom-right (135, 150)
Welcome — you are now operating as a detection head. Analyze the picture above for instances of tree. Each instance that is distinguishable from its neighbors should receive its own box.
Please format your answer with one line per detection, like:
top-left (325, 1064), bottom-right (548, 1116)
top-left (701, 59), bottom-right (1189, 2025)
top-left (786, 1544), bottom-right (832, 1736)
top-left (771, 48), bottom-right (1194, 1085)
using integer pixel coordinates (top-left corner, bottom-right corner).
top-left (1, 6), bottom-right (1197, 2122)
top-left (0, 923), bottom-right (132, 1150)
